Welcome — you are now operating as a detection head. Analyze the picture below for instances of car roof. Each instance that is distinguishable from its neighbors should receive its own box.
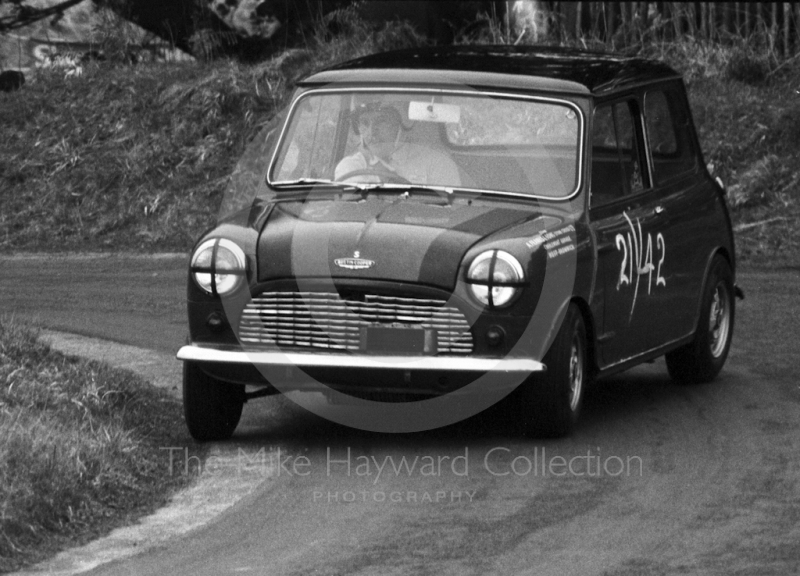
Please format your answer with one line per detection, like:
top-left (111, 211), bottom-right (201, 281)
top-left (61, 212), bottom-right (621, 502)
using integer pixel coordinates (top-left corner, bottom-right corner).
top-left (300, 45), bottom-right (682, 96)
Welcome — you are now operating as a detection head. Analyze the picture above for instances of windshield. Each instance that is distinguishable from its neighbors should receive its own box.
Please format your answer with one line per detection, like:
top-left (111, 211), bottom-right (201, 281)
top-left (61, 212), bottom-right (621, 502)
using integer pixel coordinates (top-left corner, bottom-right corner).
top-left (268, 88), bottom-right (583, 199)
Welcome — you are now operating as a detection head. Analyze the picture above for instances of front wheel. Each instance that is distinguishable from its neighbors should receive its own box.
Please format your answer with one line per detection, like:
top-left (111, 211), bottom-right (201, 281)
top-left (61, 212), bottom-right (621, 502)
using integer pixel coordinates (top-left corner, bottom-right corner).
top-left (183, 361), bottom-right (245, 442)
top-left (516, 303), bottom-right (588, 438)
top-left (666, 255), bottom-right (735, 384)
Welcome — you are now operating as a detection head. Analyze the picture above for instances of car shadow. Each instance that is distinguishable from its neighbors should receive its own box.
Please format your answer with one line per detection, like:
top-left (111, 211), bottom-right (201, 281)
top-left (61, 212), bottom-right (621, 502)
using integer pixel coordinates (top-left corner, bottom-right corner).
top-left (224, 357), bottom-right (730, 453)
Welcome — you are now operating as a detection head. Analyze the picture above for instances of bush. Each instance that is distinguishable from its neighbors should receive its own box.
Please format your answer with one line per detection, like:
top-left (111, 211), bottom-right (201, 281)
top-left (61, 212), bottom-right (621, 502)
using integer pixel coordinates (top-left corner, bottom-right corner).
top-left (726, 155), bottom-right (783, 208)
top-left (769, 102), bottom-right (800, 148)
top-left (725, 48), bottom-right (771, 85)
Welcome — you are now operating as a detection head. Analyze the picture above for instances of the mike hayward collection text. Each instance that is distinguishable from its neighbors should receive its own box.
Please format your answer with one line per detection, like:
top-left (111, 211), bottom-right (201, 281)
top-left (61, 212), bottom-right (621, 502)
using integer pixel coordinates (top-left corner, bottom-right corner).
top-left (162, 446), bottom-right (644, 480)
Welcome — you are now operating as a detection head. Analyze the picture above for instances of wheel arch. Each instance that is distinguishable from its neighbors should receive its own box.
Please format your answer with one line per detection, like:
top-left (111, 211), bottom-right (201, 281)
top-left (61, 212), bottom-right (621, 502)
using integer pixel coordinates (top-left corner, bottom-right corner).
top-left (569, 296), bottom-right (598, 377)
top-left (690, 247), bottom-right (734, 335)
top-left (714, 245), bottom-right (734, 272)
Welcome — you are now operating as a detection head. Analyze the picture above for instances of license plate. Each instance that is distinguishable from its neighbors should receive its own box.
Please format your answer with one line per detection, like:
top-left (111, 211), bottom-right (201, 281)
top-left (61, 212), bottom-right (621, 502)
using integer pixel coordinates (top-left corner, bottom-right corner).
top-left (361, 326), bottom-right (436, 354)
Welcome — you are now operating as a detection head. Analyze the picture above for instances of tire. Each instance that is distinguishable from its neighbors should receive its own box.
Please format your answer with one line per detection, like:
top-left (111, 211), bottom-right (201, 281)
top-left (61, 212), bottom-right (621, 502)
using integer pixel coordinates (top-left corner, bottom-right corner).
top-left (183, 361), bottom-right (245, 442)
top-left (666, 255), bottom-right (734, 384)
top-left (517, 303), bottom-right (588, 438)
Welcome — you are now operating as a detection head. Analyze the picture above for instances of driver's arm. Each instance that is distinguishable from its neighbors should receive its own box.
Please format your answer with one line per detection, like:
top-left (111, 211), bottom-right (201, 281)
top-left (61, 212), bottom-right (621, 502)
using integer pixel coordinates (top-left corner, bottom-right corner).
top-left (334, 152), bottom-right (366, 180)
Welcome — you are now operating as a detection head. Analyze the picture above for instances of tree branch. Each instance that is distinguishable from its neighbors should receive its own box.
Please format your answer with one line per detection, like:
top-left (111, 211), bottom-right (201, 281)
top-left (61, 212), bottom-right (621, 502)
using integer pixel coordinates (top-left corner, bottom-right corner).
top-left (0, 0), bottom-right (90, 33)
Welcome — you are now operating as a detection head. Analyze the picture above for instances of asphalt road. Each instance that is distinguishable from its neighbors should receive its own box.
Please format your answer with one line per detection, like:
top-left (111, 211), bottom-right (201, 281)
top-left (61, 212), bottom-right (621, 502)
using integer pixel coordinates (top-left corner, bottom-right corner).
top-left (0, 253), bottom-right (188, 353)
top-left (1, 254), bottom-right (798, 575)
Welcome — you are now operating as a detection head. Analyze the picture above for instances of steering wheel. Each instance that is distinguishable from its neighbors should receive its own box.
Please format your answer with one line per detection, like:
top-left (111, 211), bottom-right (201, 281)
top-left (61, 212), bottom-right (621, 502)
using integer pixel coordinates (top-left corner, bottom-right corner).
top-left (337, 168), bottom-right (411, 185)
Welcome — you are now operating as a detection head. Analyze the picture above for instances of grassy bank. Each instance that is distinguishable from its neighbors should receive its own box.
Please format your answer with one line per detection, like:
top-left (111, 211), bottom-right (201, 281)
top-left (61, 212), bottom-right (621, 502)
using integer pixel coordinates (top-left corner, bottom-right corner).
top-left (665, 41), bottom-right (800, 265)
top-left (0, 9), bottom-right (424, 253)
top-left (0, 318), bottom-right (198, 572)
top-left (1, 13), bottom-right (798, 263)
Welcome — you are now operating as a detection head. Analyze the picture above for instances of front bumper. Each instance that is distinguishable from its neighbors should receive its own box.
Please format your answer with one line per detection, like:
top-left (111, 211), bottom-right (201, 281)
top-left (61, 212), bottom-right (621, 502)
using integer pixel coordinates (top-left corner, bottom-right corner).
top-left (177, 344), bottom-right (546, 395)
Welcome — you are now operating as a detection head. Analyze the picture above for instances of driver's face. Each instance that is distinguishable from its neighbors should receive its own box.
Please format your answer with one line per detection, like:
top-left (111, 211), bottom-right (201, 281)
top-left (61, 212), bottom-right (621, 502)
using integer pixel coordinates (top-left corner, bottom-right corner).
top-left (358, 110), bottom-right (400, 159)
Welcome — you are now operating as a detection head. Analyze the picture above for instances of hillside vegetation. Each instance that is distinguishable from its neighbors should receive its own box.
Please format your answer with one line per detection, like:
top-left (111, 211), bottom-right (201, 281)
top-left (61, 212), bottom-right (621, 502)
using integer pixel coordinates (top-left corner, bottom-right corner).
top-left (1, 11), bottom-right (798, 264)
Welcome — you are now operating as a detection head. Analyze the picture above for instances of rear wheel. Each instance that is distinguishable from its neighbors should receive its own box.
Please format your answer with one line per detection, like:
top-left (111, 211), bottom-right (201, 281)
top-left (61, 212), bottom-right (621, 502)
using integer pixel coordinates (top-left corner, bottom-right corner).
top-left (517, 303), bottom-right (588, 437)
top-left (666, 255), bottom-right (734, 384)
top-left (183, 361), bottom-right (245, 441)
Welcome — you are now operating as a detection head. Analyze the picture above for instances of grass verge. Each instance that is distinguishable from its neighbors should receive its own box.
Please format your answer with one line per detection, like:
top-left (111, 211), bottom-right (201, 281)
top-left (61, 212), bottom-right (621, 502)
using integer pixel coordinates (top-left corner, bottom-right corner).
top-left (0, 317), bottom-right (199, 573)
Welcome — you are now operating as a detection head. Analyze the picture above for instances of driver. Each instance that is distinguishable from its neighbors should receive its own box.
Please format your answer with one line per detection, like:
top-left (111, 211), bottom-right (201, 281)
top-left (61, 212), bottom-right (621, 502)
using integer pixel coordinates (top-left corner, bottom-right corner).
top-left (334, 103), bottom-right (461, 186)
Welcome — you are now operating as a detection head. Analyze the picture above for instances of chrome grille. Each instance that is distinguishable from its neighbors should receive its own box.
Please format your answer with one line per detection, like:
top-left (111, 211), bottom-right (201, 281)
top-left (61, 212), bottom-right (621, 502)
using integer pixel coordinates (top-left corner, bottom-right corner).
top-left (239, 292), bottom-right (473, 354)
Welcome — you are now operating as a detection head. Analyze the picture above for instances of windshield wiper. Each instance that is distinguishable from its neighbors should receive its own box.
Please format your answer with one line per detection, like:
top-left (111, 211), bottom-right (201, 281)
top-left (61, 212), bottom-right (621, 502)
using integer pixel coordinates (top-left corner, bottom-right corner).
top-left (360, 182), bottom-right (450, 193)
top-left (272, 179), bottom-right (471, 204)
top-left (354, 182), bottom-right (470, 200)
top-left (271, 178), bottom-right (359, 190)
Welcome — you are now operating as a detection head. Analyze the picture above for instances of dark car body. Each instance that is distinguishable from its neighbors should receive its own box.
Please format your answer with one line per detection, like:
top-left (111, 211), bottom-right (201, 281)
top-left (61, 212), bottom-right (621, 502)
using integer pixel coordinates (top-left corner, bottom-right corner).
top-left (177, 45), bottom-right (737, 440)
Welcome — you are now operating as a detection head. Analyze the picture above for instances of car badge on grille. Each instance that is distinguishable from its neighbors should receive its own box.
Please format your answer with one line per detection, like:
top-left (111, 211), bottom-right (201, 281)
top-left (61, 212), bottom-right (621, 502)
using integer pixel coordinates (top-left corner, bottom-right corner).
top-left (334, 251), bottom-right (375, 270)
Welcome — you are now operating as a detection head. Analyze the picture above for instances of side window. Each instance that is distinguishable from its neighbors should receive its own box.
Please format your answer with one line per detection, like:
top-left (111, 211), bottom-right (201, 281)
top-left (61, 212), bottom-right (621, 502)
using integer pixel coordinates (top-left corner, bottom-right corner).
top-left (591, 100), bottom-right (645, 207)
top-left (644, 88), bottom-right (697, 184)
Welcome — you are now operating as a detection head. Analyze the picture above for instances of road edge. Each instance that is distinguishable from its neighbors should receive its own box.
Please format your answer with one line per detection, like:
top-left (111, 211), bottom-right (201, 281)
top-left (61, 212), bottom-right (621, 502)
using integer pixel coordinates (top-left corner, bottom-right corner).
top-left (11, 330), bottom-right (273, 576)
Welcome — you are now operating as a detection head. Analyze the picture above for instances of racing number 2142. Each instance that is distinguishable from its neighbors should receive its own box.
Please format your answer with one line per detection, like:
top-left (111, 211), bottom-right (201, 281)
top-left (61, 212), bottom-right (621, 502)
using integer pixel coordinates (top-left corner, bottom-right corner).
top-left (615, 213), bottom-right (666, 295)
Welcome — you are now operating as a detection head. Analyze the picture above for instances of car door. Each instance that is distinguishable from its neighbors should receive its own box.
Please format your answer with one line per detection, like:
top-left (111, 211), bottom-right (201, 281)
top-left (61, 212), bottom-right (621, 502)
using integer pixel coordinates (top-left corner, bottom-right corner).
top-left (589, 97), bottom-right (670, 367)
top-left (641, 83), bottom-right (713, 344)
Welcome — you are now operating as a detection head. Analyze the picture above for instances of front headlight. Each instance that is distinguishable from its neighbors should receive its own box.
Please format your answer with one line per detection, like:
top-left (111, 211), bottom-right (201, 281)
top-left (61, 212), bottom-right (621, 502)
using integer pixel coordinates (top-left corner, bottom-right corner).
top-left (191, 238), bottom-right (246, 296)
top-left (467, 250), bottom-right (525, 308)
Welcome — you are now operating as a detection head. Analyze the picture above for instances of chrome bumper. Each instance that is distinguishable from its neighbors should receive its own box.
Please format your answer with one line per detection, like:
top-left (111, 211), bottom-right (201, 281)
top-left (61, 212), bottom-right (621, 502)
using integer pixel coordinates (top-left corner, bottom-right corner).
top-left (177, 345), bottom-right (545, 373)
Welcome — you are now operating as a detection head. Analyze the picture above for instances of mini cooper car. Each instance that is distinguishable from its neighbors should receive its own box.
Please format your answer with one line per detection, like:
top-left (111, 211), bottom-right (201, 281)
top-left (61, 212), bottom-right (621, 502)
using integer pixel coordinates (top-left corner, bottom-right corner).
top-left (177, 45), bottom-right (738, 440)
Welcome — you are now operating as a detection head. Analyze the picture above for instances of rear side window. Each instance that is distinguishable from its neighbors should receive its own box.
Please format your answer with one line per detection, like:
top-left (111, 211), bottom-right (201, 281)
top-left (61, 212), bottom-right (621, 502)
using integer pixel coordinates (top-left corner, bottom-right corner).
top-left (644, 88), bottom-right (697, 184)
top-left (591, 100), bottom-right (645, 207)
